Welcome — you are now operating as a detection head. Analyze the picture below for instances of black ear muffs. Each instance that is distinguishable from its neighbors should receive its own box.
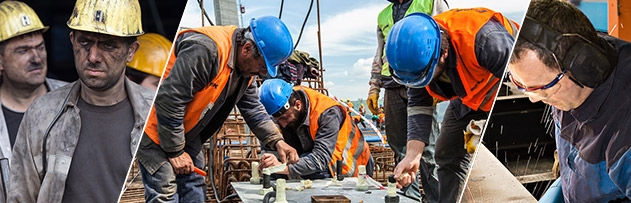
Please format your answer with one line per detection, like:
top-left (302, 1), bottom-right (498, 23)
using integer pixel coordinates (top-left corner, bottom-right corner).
top-left (520, 16), bottom-right (617, 88)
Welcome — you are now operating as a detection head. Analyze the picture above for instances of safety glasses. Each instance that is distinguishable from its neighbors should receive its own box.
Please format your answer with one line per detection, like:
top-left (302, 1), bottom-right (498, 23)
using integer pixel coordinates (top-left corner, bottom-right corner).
top-left (509, 70), bottom-right (566, 92)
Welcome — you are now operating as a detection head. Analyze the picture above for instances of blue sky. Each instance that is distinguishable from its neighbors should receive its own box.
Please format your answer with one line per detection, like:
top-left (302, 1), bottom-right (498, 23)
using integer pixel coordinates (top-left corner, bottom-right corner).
top-left (179, 0), bottom-right (530, 101)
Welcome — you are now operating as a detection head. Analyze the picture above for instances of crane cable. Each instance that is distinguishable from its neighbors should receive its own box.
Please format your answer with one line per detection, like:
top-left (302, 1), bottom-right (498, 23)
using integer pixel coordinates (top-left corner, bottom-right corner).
top-left (294, 0), bottom-right (315, 48)
top-left (197, 0), bottom-right (215, 26)
top-left (278, 0), bottom-right (284, 19)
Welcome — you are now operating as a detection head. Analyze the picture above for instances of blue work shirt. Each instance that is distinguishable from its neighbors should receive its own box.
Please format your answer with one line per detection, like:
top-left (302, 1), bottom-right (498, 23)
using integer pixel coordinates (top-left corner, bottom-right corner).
top-left (553, 34), bottom-right (631, 202)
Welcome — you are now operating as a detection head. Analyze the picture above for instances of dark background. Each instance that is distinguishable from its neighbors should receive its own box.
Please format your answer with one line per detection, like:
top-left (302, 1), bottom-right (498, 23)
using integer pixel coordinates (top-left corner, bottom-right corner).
top-left (18, 0), bottom-right (187, 82)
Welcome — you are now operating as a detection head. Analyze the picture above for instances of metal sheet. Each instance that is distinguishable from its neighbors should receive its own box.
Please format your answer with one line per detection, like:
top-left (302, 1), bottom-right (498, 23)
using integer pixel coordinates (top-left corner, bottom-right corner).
top-left (232, 178), bottom-right (418, 203)
top-left (462, 145), bottom-right (537, 202)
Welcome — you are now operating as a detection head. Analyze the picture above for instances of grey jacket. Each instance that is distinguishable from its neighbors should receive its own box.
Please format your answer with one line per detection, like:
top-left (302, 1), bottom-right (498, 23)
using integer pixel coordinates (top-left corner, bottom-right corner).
top-left (0, 78), bottom-right (67, 161)
top-left (0, 78), bottom-right (66, 203)
top-left (279, 89), bottom-right (345, 177)
top-left (136, 31), bottom-right (284, 174)
top-left (8, 79), bottom-right (154, 203)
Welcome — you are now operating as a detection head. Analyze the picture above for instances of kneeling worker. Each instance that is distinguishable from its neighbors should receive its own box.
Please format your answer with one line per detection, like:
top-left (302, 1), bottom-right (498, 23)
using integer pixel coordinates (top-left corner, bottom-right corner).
top-left (259, 79), bottom-right (373, 179)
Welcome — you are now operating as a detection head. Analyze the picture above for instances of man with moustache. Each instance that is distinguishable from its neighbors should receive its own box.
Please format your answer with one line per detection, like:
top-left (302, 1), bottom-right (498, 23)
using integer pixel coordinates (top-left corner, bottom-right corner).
top-left (0, 1), bottom-right (67, 159)
top-left (9, 0), bottom-right (154, 202)
top-left (0, 1), bottom-right (67, 202)
top-left (508, 0), bottom-right (631, 201)
top-left (138, 16), bottom-right (299, 202)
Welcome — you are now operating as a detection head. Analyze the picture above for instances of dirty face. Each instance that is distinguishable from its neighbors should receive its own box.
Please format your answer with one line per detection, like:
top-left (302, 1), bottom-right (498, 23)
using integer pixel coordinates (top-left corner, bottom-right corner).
top-left (236, 41), bottom-right (267, 78)
top-left (70, 30), bottom-right (139, 91)
top-left (0, 33), bottom-right (47, 88)
top-left (508, 49), bottom-right (593, 111)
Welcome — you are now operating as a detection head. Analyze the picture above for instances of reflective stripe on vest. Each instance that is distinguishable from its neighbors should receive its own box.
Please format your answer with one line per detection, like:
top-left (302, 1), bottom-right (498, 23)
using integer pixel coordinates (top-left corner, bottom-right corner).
top-left (428, 8), bottom-right (517, 112)
top-left (300, 87), bottom-right (371, 177)
top-left (145, 26), bottom-right (237, 145)
top-left (378, 0), bottom-right (434, 76)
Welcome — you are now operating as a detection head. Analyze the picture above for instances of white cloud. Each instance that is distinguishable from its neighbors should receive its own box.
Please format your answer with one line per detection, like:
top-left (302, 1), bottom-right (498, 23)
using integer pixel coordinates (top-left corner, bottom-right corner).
top-left (179, 0), bottom-right (215, 28)
top-left (296, 3), bottom-right (386, 57)
top-left (176, 0), bottom-right (530, 101)
top-left (352, 57), bottom-right (373, 78)
top-left (448, 0), bottom-right (530, 14)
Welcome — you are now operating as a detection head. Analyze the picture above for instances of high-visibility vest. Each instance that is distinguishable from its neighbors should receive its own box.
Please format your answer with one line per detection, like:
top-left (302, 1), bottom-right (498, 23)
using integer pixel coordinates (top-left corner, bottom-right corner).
top-left (378, 0), bottom-right (434, 77)
top-left (145, 26), bottom-right (246, 144)
top-left (299, 87), bottom-right (371, 177)
top-left (427, 8), bottom-right (518, 112)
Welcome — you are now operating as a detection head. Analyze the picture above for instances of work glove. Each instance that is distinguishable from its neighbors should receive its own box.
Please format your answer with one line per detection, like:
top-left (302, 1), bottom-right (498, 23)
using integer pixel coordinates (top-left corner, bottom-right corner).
top-left (464, 119), bottom-right (486, 154)
top-left (367, 93), bottom-right (379, 115)
top-left (552, 150), bottom-right (560, 179)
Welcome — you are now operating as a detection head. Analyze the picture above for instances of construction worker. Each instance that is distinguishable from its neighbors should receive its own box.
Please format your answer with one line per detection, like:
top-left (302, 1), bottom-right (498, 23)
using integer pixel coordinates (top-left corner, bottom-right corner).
top-left (344, 98), bottom-right (353, 114)
top-left (367, 0), bottom-right (448, 201)
top-left (8, 0), bottom-right (154, 202)
top-left (359, 103), bottom-right (366, 116)
top-left (377, 108), bottom-right (385, 131)
top-left (508, 0), bottom-right (631, 201)
top-left (353, 115), bottom-right (367, 128)
top-left (273, 49), bottom-right (320, 86)
top-left (258, 79), bottom-right (373, 179)
top-left (137, 16), bottom-right (298, 202)
top-left (0, 1), bottom-right (67, 202)
top-left (386, 9), bottom-right (518, 202)
top-left (126, 33), bottom-right (172, 90)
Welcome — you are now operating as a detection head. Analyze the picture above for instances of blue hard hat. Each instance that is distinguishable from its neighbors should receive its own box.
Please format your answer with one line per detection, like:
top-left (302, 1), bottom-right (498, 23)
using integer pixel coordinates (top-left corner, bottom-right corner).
top-left (250, 16), bottom-right (294, 78)
top-left (385, 12), bottom-right (441, 88)
top-left (259, 79), bottom-right (294, 116)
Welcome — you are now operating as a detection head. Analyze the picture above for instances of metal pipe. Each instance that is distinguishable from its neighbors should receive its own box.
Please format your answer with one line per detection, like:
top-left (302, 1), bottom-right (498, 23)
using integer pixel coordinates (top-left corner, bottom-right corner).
top-left (263, 174), bottom-right (271, 189)
top-left (336, 160), bottom-right (344, 181)
top-left (200, 0), bottom-right (204, 26)
top-left (197, 0), bottom-right (214, 26)
top-left (316, 0), bottom-right (325, 91)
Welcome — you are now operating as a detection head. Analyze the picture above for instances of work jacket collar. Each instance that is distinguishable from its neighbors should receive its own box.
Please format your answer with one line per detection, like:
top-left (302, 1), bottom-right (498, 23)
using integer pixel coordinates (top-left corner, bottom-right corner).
top-left (63, 78), bottom-right (152, 125)
top-left (569, 72), bottom-right (613, 123)
top-left (227, 28), bottom-right (240, 72)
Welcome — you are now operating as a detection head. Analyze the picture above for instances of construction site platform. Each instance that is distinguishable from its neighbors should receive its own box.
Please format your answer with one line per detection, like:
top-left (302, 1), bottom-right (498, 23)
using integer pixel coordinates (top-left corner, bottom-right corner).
top-left (232, 178), bottom-right (417, 203)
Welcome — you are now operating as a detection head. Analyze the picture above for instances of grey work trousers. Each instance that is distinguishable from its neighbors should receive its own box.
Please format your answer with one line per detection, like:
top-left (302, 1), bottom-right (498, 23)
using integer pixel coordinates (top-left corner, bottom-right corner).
top-left (384, 86), bottom-right (439, 202)
top-left (435, 101), bottom-right (487, 203)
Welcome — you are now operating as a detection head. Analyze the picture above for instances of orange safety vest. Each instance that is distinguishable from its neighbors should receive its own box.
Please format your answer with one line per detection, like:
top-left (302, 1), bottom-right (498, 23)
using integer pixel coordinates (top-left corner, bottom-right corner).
top-left (145, 26), bottom-right (248, 144)
top-left (428, 8), bottom-right (518, 112)
top-left (299, 87), bottom-right (371, 177)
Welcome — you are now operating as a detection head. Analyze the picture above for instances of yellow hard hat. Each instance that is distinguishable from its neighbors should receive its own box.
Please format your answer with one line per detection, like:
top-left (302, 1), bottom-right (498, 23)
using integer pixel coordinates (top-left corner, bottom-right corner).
top-left (0, 1), bottom-right (49, 42)
top-left (67, 0), bottom-right (144, 37)
top-left (127, 33), bottom-right (172, 77)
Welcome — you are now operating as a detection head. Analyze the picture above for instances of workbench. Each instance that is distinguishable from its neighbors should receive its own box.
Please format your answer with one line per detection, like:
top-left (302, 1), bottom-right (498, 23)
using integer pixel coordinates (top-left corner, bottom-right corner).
top-left (232, 178), bottom-right (418, 203)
